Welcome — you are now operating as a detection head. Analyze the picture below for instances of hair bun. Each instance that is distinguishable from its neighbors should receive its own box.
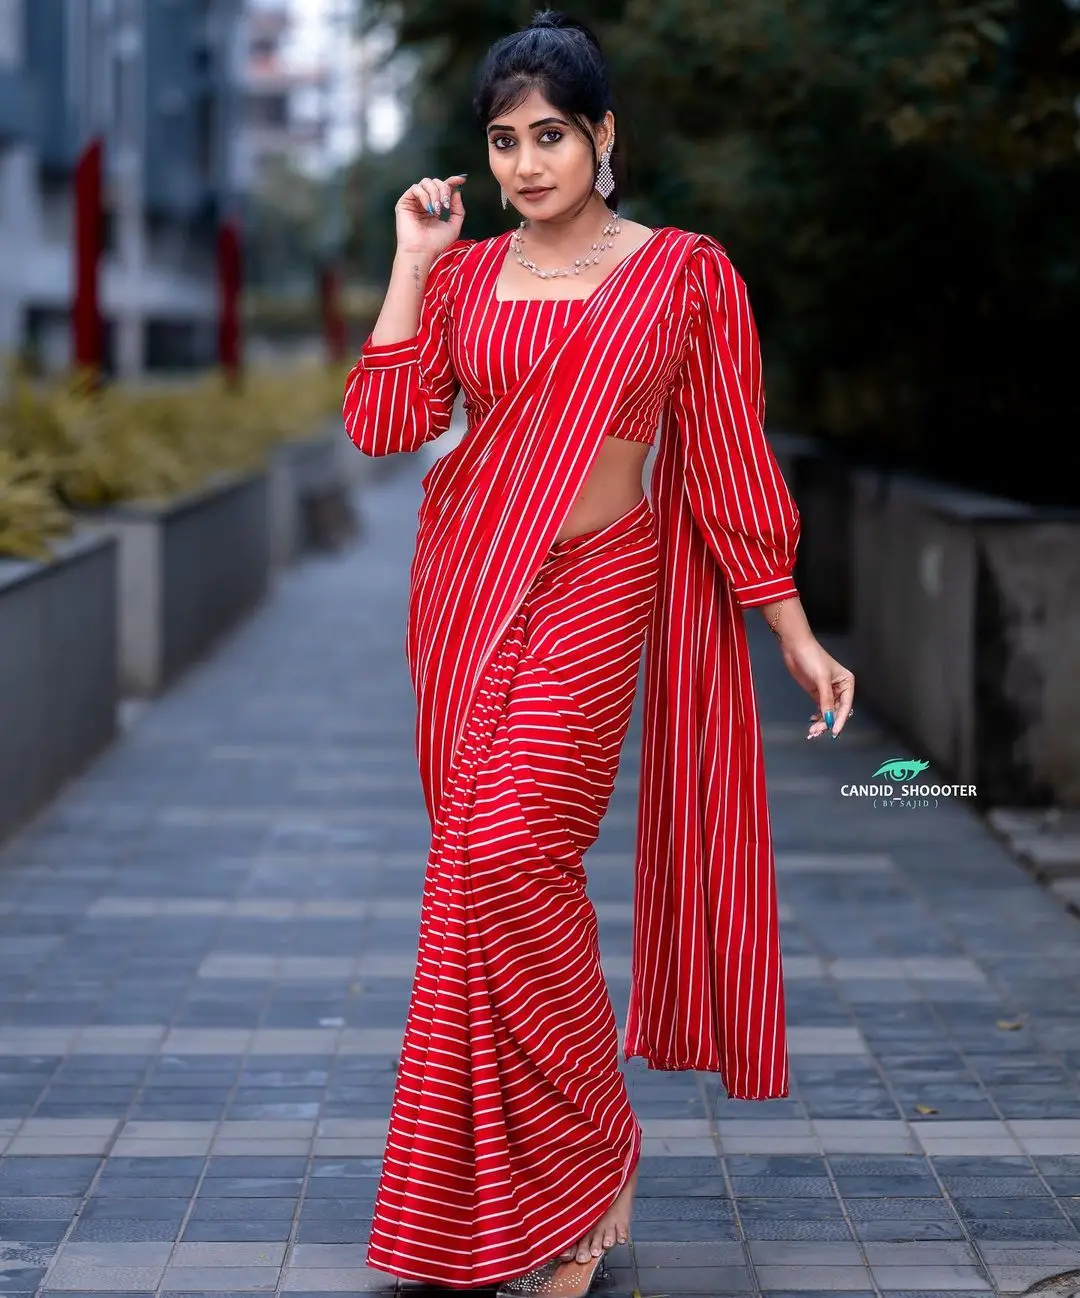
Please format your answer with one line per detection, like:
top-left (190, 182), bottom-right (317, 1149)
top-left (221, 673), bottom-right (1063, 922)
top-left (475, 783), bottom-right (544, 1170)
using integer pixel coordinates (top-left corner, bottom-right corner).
top-left (527, 9), bottom-right (602, 50)
top-left (529, 9), bottom-right (572, 27)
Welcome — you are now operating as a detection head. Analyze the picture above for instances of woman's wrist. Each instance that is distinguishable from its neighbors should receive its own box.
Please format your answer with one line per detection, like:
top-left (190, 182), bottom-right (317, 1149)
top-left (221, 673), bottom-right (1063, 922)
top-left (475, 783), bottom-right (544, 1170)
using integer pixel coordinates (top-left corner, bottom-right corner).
top-left (762, 596), bottom-right (813, 648)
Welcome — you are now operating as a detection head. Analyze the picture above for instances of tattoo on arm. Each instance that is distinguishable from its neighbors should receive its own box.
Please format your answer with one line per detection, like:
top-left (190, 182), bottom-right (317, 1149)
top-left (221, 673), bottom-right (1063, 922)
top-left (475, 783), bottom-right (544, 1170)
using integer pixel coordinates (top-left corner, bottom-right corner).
top-left (411, 263), bottom-right (421, 291)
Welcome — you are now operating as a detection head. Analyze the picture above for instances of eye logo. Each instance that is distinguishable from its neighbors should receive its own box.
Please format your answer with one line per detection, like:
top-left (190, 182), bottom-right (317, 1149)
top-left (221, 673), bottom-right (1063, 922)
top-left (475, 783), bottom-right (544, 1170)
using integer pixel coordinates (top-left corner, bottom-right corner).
top-left (872, 758), bottom-right (931, 780)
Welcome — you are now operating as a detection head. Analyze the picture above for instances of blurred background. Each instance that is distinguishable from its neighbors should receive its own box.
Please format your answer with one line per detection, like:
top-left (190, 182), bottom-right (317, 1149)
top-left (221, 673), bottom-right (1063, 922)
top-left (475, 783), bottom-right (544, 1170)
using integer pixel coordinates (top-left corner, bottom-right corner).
top-left (0, 0), bottom-right (1077, 486)
top-left (1, 0), bottom-right (1079, 828)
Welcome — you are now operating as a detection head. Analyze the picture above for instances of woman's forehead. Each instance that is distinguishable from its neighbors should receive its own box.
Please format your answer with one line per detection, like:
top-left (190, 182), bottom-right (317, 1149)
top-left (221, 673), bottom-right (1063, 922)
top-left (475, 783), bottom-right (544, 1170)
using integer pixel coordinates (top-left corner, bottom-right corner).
top-left (489, 87), bottom-right (561, 125)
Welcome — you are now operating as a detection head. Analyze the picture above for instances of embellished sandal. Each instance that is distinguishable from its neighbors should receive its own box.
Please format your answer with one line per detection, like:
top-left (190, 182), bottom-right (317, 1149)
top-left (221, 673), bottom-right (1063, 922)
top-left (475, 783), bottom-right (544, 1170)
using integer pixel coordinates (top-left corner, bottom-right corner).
top-left (495, 1250), bottom-right (610, 1296)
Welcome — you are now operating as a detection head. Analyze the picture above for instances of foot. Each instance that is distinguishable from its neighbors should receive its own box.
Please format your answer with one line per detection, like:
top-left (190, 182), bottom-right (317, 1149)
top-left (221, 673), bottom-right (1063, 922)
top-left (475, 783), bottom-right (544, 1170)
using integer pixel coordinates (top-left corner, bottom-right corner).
top-left (559, 1166), bottom-right (637, 1263)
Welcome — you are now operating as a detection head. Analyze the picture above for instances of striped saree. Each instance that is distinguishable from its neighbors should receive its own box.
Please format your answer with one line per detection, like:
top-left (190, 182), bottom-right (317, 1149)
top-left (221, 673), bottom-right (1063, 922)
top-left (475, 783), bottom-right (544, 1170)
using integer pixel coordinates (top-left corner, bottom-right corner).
top-left (343, 227), bottom-right (801, 1288)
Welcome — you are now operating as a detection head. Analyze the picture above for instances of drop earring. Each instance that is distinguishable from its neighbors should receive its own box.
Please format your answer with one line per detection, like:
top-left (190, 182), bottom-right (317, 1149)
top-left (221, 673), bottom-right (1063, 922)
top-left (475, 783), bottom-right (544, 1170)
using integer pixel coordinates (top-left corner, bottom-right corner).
top-left (500, 187), bottom-right (508, 210)
top-left (595, 141), bottom-right (614, 199)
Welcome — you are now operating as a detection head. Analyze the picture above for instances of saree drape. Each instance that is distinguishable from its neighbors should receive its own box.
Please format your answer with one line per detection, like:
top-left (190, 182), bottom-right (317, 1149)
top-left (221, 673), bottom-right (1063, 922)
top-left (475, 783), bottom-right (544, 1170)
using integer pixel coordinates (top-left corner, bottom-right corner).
top-left (343, 226), bottom-right (801, 1287)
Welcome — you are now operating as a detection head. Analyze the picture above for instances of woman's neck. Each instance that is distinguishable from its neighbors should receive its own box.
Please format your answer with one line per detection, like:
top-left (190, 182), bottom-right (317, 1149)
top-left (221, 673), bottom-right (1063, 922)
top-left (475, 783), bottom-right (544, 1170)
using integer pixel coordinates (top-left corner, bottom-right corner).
top-left (518, 197), bottom-right (615, 257)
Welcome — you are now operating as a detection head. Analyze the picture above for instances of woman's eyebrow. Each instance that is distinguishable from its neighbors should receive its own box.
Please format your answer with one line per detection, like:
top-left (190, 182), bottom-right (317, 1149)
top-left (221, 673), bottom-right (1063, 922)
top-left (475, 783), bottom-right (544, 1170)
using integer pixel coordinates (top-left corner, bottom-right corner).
top-left (486, 116), bottom-right (569, 134)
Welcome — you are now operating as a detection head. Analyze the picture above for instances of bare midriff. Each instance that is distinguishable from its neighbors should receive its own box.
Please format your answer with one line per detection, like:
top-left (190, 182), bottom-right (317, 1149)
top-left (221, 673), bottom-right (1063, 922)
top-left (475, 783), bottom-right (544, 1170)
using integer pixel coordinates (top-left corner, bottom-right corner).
top-left (555, 434), bottom-right (652, 541)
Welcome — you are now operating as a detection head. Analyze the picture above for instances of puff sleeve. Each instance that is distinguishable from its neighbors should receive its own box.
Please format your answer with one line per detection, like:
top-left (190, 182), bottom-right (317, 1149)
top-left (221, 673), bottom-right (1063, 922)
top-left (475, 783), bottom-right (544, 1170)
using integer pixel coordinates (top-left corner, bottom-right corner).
top-left (666, 238), bottom-right (801, 608)
top-left (342, 239), bottom-right (474, 457)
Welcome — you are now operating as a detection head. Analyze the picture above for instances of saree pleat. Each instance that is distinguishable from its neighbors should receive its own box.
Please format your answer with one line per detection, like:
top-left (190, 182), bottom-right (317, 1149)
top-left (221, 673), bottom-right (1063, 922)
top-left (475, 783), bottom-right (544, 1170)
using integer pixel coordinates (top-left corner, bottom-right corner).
top-left (367, 500), bottom-right (658, 1287)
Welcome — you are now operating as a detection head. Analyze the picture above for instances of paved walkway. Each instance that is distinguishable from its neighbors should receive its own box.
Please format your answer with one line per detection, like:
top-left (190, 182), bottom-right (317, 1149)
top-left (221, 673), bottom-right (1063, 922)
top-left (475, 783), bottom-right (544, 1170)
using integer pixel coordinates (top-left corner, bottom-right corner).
top-left (2, 455), bottom-right (1080, 1298)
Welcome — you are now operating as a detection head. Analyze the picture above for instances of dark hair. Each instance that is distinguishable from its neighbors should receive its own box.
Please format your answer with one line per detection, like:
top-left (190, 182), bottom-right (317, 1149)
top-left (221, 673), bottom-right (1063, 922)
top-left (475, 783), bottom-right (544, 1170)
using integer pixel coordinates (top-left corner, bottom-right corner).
top-left (472, 9), bottom-right (623, 210)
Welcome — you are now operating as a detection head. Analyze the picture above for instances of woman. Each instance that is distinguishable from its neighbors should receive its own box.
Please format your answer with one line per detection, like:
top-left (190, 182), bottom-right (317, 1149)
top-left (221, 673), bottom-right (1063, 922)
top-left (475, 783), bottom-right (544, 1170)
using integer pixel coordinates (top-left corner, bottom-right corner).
top-left (343, 10), bottom-right (855, 1295)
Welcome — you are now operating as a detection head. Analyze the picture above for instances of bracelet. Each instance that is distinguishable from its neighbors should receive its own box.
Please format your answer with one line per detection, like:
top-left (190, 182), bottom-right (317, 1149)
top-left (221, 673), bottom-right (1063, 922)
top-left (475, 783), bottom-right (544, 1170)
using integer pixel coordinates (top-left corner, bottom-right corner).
top-left (767, 600), bottom-right (788, 638)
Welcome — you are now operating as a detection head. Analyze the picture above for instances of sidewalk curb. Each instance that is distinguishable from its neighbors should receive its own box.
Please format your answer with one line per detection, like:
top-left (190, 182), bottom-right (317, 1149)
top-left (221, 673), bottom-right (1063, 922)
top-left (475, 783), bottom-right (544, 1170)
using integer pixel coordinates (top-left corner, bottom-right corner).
top-left (984, 806), bottom-right (1080, 923)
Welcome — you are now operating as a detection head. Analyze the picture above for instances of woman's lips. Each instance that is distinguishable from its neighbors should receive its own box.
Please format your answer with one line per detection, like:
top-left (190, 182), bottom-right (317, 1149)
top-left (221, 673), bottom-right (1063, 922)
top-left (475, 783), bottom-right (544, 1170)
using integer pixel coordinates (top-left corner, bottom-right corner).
top-left (519, 188), bottom-right (552, 199)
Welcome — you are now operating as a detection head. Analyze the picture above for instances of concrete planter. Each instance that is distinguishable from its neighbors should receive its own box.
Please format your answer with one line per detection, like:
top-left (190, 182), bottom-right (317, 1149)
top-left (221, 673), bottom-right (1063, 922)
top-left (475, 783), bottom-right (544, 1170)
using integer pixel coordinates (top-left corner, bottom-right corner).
top-left (269, 427), bottom-right (359, 566)
top-left (0, 532), bottom-right (118, 841)
top-left (852, 469), bottom-right (1080, 807)
top-left (77, 472), bottom-right (270, 698)
top-left (769, 431), bottom-right (856, 631)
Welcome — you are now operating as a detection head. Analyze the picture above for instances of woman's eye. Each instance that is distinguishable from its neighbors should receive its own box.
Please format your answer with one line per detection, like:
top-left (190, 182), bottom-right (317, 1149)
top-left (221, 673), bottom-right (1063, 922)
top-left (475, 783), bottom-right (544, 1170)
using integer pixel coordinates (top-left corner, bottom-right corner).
top-left (491, 129), bottom-right (562, 149)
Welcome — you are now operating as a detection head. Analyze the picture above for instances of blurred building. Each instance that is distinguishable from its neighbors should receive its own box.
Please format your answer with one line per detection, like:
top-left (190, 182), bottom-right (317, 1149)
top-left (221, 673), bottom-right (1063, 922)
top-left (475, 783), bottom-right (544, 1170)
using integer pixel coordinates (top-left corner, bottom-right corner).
top-left (244, 1), bottom-right (328, 186)
top-left (0, 0), bottom-right (247, 377)
top-left (244, 0), bottom-right (406, 181)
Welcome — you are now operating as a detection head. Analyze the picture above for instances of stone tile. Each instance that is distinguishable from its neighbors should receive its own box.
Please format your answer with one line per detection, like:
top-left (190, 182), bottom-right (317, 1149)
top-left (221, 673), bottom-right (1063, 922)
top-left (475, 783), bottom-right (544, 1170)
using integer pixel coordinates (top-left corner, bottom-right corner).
top-left (5, 1136), bottom-right (113, 1155)
top-left (868, 1264), bottom-right (991, 1289)
top-left (309, 1138), bottom-right (385, 1157)
top-left (109, 1140), bottom-right (214, 1158)
top-left (746, 1242), bottom-right (864, 1263)
top-left (314, 1119), bottom-right (387, 1137)
top-left (217, 1120), bottom-right (315, 1138)
top-left (52, 1245), bottom-right (173, 1267)
top-left (279, 1267), bottom-right (398, 1291)
top-left (19, 1119), bottom-right (119, 1136)
top-left (1018, 1138), bottom-right (1080, 1155)
top-left (774, 853), bottom-right (894, 873)
top-left (119, 1122), bottom-right (217, 1139)
top-left (721, 1136), bottom-right (824, 1155)
top-left (287, 1246), bottom-right (371, 1267)
top-left (635, 1264), bottom-right (753, 1291)
top-left (45, 1263), bottom-right (169, 1290)
top-left (861, 1242), bottom-right (983, 1265)
top-left (753, 1264), bottom-right (875, 1289)
top-left (169, 1244), bottom-right (286, 1267)
top-left (158, 1268), bottom-right (280, 1291)
top-left (788, 1029), bottom-right (869, 1055)
top-left (639, 1119), bottom-right (713, 1137)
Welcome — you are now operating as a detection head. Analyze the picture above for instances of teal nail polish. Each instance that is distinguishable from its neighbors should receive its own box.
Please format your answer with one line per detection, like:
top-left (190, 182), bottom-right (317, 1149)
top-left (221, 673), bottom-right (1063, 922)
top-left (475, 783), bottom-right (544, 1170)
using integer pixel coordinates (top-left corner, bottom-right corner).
top-left (426, 203), bottom-right (434, 213)
top-left (824, 710), bottom-right (835, 728)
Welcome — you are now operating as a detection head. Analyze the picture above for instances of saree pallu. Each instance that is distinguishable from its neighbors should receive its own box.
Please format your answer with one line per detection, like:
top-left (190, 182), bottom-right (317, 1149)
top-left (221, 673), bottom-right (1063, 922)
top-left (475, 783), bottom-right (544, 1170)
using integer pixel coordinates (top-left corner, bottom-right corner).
top-left (367, 498), bottom-right (658, 1288)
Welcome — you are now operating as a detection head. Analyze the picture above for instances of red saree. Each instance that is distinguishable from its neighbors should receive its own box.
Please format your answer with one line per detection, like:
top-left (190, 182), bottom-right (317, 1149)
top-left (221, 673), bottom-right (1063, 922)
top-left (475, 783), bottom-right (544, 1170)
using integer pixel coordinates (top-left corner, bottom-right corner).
top-left (343, 227), bottom-right (801, 1288)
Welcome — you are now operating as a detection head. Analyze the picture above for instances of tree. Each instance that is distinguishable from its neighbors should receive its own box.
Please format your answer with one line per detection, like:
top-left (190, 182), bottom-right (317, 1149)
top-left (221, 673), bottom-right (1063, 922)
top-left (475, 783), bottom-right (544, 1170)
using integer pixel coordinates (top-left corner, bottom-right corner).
top-left (354, 0), bottom-right (1080, 503)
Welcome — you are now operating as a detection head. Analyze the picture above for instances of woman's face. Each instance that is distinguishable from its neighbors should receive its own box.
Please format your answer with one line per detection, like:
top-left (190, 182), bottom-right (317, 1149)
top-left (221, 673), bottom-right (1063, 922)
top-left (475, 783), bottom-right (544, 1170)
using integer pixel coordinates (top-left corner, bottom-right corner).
top-left (486, 88), bottom-right (613, 220)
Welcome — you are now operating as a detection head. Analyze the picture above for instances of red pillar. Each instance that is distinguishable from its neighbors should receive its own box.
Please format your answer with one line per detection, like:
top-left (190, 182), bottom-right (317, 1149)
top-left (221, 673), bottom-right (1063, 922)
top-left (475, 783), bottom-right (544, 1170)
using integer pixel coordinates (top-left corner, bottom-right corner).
top-left (217, 218), bottom-right (243, 383)
top-left (72, 137), bottom-right (104, 374)
top-left (319, 262), bottom-right (347, 364)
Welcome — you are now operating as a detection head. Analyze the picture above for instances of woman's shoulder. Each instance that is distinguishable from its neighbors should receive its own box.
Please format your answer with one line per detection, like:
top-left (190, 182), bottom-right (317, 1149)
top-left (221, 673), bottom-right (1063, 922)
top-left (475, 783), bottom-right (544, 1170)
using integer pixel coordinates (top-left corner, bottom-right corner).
top-left (660, 227), bottom-right (751, 302)
top-left (657, 226), bottom-right (734, 271)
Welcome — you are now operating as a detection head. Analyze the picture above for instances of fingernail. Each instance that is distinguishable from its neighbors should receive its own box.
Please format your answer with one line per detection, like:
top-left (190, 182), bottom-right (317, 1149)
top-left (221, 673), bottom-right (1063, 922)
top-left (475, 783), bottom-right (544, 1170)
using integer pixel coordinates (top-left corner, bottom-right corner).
top-left (824, 710), bottom-right (835, 728)
top-left (426, 203), bottom-right (433, 213)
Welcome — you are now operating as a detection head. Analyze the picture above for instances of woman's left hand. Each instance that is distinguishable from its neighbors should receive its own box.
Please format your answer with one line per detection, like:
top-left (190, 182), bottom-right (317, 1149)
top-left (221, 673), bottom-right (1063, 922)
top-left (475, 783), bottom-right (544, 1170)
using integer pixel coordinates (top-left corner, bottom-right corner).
top-left (780, 636), bottom-right (855, 739)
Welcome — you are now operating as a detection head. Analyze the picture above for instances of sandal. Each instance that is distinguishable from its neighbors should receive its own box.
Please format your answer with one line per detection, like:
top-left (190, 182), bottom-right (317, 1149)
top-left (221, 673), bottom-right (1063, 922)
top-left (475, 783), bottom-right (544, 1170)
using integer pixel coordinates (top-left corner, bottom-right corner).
top-left (495, 1249), bottom-right (610, 1295)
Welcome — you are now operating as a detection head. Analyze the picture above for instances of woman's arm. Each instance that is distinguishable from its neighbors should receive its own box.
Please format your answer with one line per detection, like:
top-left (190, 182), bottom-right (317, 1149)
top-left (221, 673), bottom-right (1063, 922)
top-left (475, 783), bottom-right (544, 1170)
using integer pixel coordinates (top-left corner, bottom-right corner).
top-left (368, 248), bottom-right (435, 347)
top-left (666, 238), bottom-right (802, 608)
top-left (342, 238), bottom-right (473, 457)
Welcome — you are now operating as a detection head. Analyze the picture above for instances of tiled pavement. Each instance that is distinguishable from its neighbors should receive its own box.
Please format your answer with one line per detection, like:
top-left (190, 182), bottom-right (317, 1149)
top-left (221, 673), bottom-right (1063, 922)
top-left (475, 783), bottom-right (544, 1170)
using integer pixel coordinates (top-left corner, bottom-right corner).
top-left (2, 453), bottom-right (1080, 1298)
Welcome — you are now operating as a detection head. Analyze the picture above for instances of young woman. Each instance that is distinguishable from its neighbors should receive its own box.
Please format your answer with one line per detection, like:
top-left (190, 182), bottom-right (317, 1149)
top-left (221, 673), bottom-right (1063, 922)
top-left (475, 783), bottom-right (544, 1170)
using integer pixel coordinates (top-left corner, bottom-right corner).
top-left (343, 10), bottom-right (855, 1294)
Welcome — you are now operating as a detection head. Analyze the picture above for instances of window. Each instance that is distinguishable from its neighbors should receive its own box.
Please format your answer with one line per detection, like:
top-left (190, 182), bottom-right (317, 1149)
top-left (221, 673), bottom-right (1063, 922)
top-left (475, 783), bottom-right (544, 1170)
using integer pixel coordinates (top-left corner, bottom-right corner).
top-left (0, 0), bottom-right (23, 69)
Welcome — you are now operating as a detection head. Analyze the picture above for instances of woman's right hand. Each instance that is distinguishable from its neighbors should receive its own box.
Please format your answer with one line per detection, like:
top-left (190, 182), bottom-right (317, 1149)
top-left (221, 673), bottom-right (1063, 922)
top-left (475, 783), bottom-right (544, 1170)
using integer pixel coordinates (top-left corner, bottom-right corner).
top-left (395, 174), bottom-right (467, 260)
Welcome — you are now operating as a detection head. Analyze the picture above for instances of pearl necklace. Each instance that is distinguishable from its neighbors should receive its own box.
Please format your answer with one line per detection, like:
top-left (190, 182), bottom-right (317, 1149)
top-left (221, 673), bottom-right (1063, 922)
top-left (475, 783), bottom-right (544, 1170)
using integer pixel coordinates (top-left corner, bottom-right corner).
top-left (510, 211), bottom-right (621, 279)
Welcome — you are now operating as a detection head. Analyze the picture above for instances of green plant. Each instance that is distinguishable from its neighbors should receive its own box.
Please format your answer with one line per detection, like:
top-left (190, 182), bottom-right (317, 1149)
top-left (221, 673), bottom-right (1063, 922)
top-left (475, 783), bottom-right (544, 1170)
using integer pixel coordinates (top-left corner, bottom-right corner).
top-left (0, 360), bottom-right (352, 559)
top-left (0, 448), bottom-right (72, 561)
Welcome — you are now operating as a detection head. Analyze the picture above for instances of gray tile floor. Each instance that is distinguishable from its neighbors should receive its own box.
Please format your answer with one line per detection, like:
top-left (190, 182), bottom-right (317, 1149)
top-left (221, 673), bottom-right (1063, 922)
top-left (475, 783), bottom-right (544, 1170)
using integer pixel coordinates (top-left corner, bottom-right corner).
top-left (2, 455), bottom-right (1080, 1298)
